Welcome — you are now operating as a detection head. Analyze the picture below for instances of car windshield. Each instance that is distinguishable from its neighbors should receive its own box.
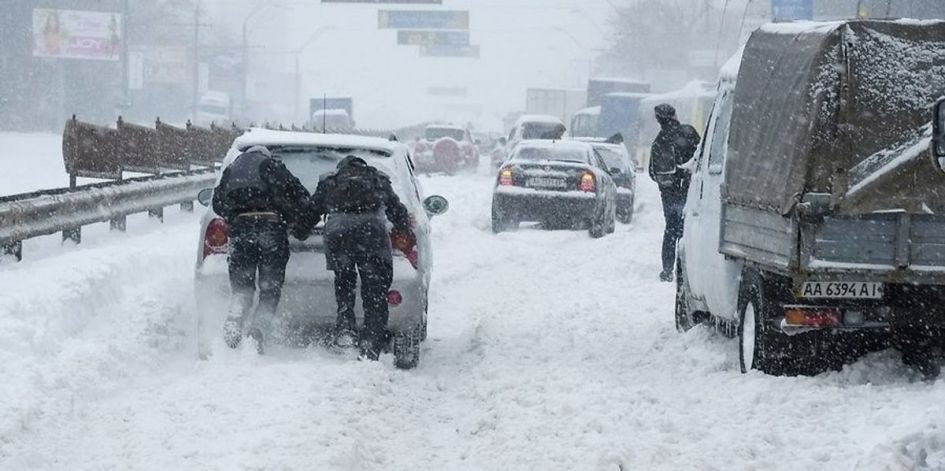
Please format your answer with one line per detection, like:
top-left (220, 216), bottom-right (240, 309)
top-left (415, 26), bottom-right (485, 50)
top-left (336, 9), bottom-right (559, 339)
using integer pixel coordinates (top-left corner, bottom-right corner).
top-left (425, 127), bottom-right (465, 141)
top-left (515, 146), bottom-right (586, 163)
top-left (522, 122), bottom-right (565, 139)
top-left (265, 145), bottom-right (391, 192)
top-left (594, 146), bottom-right (628, 169)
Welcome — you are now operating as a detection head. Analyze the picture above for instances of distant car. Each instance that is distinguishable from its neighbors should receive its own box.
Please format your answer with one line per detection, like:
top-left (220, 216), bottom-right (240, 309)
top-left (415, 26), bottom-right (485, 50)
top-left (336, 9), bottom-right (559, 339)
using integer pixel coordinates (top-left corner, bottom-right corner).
top-left (580, 139), bottom-right (636, 224)
top-left (194, 129), bottom-right (450, 369)
top-left (504, 114), bottom-right (568, 156)
top-left (195, 91), bottom-right (231, 127)
top-left (491, 140), bottom-right (617, 238)
top-left (412, 124), bottom-right (479, 174)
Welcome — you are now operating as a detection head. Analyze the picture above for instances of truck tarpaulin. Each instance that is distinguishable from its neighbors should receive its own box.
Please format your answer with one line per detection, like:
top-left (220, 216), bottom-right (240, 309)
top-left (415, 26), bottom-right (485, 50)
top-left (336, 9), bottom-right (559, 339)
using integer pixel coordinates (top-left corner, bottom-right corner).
top-left (722, 20), bottom-right (945, 216)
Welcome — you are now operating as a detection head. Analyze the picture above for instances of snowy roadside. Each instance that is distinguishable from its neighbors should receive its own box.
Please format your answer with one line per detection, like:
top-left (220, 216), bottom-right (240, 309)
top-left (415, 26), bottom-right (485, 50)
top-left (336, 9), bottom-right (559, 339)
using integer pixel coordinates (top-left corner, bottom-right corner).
top-left (0, 173), bottom-right (942, 470)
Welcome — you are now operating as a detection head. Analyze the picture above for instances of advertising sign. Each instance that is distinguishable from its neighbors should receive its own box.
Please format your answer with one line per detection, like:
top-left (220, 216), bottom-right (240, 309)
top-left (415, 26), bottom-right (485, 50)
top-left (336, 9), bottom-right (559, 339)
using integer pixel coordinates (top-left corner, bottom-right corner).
top-left (420, 44), bottom-right (480, 58)
top-left (398, 30), bottom-right (470, 47)
top-left (378, 10), bottom-right (469, 29)
top-left (137, 47), bottom-right (188, 84)
top-left (33, 8), bottom-right (122, 61)
top-left (772, 0), bottom-right (814, 22)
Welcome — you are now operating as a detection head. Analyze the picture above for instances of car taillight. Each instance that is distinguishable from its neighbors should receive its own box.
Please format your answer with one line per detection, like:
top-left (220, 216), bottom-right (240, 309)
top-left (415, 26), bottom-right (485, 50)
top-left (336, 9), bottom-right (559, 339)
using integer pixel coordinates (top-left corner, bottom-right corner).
top-left (391, 229), bottom-right (419, 269)
top-left (203, 217), bottom-right (229, 260)
top-left (784, 306), bottom-right (842, 327)
top-left (387, 290), bottom-right (403, 307)
top-left (499, 167), bottom-right (514, 186)
top-left (580, 172), bottom-right (596, 192)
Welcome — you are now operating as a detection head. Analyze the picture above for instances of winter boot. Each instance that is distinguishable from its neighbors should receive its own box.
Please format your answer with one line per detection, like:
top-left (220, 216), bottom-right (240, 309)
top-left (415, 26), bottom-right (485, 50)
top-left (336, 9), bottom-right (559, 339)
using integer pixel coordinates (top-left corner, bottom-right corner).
top-left (247, 327), bottom-right (265, 355)
top-left (223, 317), bottom-right (242, 349)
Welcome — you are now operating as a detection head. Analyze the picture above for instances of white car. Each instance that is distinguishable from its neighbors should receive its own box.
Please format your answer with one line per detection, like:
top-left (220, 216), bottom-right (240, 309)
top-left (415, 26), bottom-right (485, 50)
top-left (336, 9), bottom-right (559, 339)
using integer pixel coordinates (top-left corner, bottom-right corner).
top-left (194, 129), bottom-right (449, 368)
top-left (503, 114), bottom-right (568, 159)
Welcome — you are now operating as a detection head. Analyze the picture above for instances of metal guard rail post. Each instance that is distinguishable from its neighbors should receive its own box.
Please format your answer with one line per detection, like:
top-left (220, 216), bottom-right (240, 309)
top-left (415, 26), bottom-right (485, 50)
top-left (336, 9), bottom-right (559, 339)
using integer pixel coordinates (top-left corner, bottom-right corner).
top-left (0, 168), bottom-right (218, 262)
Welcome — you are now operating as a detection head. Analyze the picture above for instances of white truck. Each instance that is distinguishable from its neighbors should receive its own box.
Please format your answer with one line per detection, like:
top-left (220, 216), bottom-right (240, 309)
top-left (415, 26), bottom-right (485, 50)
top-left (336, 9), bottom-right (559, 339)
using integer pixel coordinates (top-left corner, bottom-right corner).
top-left (675, 20), bottom-right (945, 377)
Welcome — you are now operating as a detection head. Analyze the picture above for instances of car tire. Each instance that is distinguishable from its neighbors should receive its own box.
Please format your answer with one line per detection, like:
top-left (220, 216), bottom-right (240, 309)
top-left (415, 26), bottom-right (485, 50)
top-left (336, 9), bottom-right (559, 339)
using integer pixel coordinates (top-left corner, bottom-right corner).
top-left (491, 205), bottom-right (517, 233)
top-left (393, 325), bottom-right (421, 370)
top-left (738, 276), bottom-right (768, 374)
top-left (618, 197), bottom-right (635, 224)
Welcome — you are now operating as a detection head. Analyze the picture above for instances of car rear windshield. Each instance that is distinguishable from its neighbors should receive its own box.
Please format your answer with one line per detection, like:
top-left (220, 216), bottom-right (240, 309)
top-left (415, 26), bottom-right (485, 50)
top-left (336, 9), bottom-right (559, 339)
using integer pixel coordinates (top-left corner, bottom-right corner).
top-left (264, 145), bottom-right (391, 192)
top-left (522, 122), bottom-right (565, 140)
top-left (594, 146), bottom-right (628, 169)
top-left (515, 147), bottom-right (586, 163)
top-left (425, 127), bottom-right (465, 141)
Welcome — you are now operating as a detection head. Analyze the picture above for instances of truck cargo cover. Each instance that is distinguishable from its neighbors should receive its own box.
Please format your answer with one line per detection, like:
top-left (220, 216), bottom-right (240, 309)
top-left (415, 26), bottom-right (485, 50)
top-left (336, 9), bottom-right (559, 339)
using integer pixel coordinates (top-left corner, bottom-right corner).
top-left (723, 20), bottom-right (945, 215)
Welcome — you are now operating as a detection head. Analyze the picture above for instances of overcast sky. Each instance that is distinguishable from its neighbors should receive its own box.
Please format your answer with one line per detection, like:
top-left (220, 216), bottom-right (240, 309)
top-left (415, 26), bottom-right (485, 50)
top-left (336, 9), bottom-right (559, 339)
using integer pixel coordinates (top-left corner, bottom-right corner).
top-left (204, 0), bottom-right (617, 130)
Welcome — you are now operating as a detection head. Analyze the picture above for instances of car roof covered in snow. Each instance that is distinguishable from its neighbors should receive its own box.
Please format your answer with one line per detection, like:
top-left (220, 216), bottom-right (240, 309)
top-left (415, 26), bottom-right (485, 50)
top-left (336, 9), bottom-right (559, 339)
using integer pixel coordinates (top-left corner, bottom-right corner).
top-left (426, 123), bottom-right (465, 131)
top-left (573, 106), bottom-right (601, 117)
top-left (311, 109), bottom-right (349, 117)
top-left (516, 139), bottom-right (592, 153)
top-left (230, 129), bottom-right (400, 162)
top-left (513, 114), bottom-right (565, 127)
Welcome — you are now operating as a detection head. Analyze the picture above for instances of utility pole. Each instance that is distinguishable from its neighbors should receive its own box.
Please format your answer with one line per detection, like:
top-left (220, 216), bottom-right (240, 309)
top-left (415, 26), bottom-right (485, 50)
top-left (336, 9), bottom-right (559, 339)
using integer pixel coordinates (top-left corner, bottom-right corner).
top-left (192, 0), bottom-right (200, 121)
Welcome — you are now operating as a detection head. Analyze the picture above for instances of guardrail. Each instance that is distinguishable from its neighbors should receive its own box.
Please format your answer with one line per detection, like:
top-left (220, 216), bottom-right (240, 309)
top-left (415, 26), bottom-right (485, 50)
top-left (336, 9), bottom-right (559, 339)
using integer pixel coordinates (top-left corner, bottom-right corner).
top-left (0, 169), bottom-right (218, 262)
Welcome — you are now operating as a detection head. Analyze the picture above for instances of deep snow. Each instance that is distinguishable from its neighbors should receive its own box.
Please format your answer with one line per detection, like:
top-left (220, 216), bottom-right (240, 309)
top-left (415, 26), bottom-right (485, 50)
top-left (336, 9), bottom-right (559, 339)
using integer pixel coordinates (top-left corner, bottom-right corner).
top-left (0, 136), bottom-right (944, 470)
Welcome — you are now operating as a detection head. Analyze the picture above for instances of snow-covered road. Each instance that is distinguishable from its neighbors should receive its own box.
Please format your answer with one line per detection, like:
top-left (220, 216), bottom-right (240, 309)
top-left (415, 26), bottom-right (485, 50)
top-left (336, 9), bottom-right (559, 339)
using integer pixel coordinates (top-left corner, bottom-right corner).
top-left (1, 147), bottom-right (944, 469)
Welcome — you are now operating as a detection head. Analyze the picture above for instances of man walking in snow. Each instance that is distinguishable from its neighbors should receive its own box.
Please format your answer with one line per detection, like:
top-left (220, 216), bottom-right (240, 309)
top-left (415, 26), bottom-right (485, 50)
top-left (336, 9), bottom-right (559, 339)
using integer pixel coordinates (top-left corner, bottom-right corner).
top-left (212, 145), bottom-right (314, 352)
top-left (309, 156), bottom-right (412, 361)
top-left (650, 104), bottom-right (701, 282)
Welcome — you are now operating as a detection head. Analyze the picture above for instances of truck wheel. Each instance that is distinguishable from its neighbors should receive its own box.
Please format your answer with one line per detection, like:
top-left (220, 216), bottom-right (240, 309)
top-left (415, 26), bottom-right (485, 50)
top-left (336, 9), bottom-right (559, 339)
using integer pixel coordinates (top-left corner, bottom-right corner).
top-left (393, 325), bottom-right (421, 370)
top-left (738, 275), bottom-right (775, 374)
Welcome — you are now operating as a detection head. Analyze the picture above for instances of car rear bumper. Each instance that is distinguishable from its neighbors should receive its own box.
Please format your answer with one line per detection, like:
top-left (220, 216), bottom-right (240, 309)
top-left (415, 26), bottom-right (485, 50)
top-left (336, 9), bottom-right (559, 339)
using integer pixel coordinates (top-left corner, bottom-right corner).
top-left (492, 186), bottom-right (599, 222)
top-left (195, 252), bottom-right (426, 333)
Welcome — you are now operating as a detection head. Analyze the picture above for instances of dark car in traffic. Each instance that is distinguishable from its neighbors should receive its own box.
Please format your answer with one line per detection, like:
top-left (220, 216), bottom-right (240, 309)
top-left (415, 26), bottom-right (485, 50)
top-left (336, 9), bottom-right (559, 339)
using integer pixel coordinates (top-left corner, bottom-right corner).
top-left (491, 140), bottom-right (617, 238)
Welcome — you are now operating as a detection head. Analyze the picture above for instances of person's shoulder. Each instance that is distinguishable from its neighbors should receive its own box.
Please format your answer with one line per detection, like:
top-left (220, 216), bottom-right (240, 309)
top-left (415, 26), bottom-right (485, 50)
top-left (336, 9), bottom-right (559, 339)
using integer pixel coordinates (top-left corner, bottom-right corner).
top-left (681, 124), bottom-right (700, 136)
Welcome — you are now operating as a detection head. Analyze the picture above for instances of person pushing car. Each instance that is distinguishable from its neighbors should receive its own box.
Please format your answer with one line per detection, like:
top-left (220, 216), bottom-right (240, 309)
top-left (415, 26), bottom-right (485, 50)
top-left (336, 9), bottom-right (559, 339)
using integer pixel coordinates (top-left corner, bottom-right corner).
top-left (212, 145), bottom-right (313, 352)
top-left (310, 155), bottom-right (413, 361)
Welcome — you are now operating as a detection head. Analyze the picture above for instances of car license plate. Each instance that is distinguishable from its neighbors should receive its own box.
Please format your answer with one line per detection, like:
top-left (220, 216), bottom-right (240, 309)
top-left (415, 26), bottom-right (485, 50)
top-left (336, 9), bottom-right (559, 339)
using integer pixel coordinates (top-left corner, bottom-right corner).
top-left (800, 281), bottom-right (884, 299)
top-left (526, 178), bottom-right (566, 189)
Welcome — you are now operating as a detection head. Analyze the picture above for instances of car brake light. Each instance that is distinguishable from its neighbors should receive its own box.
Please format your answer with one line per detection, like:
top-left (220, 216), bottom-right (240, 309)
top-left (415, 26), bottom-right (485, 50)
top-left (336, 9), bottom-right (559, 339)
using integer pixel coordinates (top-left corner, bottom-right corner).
top-left (203, 217), bottom-right (229, 260)
top-left (784, 306), bottom-right (842, 327)
top-left (580, 172), bottom-right (596, 192)
top-left (499, 167), bottom-right (514, 186)
top-left (390, 229), bottom-right (419, 269)
top-left (387, 290), bottom-right (403, 307)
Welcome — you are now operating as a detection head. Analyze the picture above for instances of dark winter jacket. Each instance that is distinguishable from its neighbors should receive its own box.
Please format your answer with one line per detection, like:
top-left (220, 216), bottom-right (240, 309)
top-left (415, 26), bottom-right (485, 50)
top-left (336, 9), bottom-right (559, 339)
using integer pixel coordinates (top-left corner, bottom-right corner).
top-left (212, 149), bottom-right (314, 237)
top-left (649, 119), bottom-right (701, 193)
top-left (309, 158), bottom-right (411, 232)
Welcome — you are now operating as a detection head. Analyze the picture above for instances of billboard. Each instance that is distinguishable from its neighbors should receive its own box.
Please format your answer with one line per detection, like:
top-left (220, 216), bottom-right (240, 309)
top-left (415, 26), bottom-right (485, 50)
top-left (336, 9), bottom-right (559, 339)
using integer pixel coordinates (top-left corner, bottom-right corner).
top-left (398, 30), bottom-right (470, 47)
top-left (772, 0), bottom-right (814, 22)
top-left (420, 44), bottom-right (480, 58)
top-left (33, 9), bottom-right (122, 61)
top-left (378, 10), bottom-right (469, 29)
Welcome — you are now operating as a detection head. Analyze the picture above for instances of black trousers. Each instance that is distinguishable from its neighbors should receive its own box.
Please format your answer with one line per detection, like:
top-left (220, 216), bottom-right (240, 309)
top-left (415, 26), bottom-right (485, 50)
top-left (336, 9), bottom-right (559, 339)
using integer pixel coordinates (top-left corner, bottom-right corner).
top-left (660, 190), bottom-right (687, 274)
top-left (324, 214), bottom-right (393, 345)
top-left (227, 220), bottom-right (290, 328)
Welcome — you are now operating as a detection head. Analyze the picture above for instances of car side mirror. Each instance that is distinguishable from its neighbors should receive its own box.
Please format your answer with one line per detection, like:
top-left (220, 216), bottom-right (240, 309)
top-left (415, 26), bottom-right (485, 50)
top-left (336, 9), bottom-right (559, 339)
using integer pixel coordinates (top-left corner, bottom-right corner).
top-left (609, 167), bottom-right (622, 175)
top-left (933, 98), bottom-right (945, 174)
top-left (197, 188), bottom-right (213, 207)
top-left (423, 195), bottom-right (449, 217)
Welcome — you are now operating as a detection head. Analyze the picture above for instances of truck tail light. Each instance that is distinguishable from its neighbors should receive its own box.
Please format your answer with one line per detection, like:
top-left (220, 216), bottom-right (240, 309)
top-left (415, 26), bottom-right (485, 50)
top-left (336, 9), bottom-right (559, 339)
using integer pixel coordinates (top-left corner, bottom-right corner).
top-left (784, 306), bottom-right (841, 327)
top-left (391, 229), bottom-right (419, 269)
top-left (203, 217), bottom-right (229, 260)
top-left (579, 171), bottom-right (596, 192)
top-left (499, 167), bottom-right (514, 186)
